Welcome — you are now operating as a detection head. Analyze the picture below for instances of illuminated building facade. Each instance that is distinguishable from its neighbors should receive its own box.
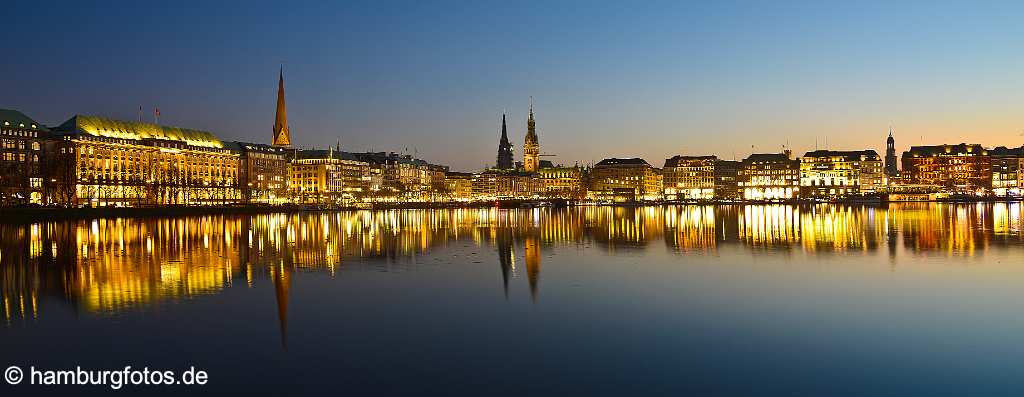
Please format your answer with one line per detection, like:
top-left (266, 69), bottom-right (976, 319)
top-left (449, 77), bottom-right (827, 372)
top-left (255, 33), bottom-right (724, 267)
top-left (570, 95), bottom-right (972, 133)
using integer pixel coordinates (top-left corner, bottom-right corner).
top-left (537, 166), bottom-right (585, 199)
top-left (444, 171), bottom-right (474, 201)
top-left (291, 149), bottom-right (369, 204)
top-left (738, 152), bottom-right (799, 201)
top-left (0, 109), bottom-right (46, 205)
top-left (589, 158), bottom-right (662, 201)
top-left (49, 115), bottom-right (240, 207)
top-left (662, 155), bottom-right (716, 201)
top-left (523, 100), bottom-right (539, 173)
top-left (799, 150), bottom-right (883, 198)
top-left (353, 152), bottom-right (448, 201)
top-left (989, 146), bottom-right (1023, 197)
top-left (472, 170), bottom-right (542, 200)
top-left (901, 144), bottom-right (992, 193)
top-left (225, 142), bottom-right (290, 204)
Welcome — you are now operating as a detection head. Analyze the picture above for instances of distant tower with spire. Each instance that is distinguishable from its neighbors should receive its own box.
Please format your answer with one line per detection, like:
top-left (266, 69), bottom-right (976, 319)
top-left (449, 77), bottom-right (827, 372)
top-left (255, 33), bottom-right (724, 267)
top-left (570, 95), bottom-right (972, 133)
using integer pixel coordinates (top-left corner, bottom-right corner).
top-left (523, 97), bottom-right (540, 172)
top-left (496, 113), bottom-right (514, 169)
top-left (273, 67), bottom-right (292, 147)
top-left (885, 127), bottom-right (897, 178)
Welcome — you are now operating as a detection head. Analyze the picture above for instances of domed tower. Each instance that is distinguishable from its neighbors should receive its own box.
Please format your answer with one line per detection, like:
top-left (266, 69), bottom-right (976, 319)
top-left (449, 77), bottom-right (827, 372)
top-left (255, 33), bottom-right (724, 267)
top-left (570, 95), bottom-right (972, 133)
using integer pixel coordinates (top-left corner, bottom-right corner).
top-left (523, 97), bottom-right (540, 172)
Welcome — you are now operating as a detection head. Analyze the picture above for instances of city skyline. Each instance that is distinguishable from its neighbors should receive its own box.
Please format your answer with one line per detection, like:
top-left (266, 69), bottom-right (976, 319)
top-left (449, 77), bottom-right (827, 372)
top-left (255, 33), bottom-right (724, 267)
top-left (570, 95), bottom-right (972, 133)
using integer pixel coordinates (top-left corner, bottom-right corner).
top-left (4, 1), bottom-right (1024, 171)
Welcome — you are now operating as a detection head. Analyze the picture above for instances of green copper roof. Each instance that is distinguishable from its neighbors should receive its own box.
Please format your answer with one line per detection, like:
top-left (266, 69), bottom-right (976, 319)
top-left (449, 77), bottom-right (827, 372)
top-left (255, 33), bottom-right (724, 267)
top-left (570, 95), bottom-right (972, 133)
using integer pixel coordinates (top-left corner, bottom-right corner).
top-left (0, 108), bottom-right (48, 131)
top-left (56, 115), bottom-right (223, 148)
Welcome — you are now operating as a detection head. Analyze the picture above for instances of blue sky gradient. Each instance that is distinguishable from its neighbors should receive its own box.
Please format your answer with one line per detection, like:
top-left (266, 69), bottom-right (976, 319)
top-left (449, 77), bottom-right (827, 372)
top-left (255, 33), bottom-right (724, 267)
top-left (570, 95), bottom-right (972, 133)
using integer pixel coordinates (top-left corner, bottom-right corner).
top-left (2, 0), bottom-right (1023, 170)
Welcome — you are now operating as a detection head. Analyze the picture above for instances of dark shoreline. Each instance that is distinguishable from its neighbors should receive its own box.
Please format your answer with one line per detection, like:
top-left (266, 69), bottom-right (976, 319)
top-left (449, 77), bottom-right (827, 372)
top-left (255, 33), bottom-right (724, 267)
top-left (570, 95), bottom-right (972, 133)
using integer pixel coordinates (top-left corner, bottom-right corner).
top-left (2, 197), bottom-right (1022, 223)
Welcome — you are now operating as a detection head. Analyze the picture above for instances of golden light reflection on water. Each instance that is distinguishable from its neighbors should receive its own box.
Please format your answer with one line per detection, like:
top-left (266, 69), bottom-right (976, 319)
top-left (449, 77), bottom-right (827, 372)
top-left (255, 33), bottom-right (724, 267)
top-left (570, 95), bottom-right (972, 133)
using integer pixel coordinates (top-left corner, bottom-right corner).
top-left (2, 203), bottom-right (1024, 325)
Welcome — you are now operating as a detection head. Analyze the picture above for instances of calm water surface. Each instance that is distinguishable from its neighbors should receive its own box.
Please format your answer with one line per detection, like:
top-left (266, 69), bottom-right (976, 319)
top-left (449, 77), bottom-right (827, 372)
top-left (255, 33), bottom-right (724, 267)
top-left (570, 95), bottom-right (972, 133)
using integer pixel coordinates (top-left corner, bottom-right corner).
top-left (2, 204), bottom-right (1024, 395)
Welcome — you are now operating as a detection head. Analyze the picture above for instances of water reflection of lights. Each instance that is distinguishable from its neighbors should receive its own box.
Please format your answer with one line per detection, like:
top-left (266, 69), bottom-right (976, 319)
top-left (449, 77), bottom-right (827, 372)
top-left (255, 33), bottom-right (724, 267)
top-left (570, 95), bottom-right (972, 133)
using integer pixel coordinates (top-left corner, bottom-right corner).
top-left (1, 203), bottom-right (1023, 323)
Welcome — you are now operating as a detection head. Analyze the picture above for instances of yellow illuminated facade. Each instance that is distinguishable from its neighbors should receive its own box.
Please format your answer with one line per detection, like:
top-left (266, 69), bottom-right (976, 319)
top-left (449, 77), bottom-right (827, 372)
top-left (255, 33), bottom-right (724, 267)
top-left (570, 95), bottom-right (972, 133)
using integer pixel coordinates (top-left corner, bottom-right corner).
top-left (231, 142), bottom-right (290, 204)
top-left (990, 146), bottom-right (1023, 197)
top-left (291, 150), bottom-right (369, 205)
top-left (2, 204), bottom-right (1024, 324)
top-left (739, 152), bottom-right (799, 201)
top-left (901, 144), bottom-right (992, 194)
top-left (537, 166), bottom-right (585, 199)
top-left (472, 170), bottom-right (542, 200)
top-left (50, 115), bottom-right (240, 207)
top-left (662, 155), bottom-right (717, 201)
top-left (799, 150), bottom-right (884, 198)
top-left (444, 172), bottom-right (474, 201)
top-left (589, 158), bottom-right (663, 202)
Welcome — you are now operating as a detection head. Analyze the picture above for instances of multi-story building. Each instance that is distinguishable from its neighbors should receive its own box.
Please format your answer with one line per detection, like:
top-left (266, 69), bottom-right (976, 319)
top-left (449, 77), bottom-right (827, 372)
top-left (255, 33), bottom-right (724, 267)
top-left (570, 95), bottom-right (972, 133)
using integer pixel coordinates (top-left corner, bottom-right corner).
top-left (589, 158), bottom-right (662, 202)
top-left (714, 160), bottom-right (740, 200)
top-left (901, 144), bottom-right (992, 193)
top-left (225, 142), bottom-right (290, 204)
top-left (537, 165), bottom-right (585, 199)
top-left (989, 146), bottom-right (1023, 197)
top-left (291, 149), bottom-right (369, 204)
top-left (662, 155), bottom-right (716, 201)
top-left (0, 109), bottom-right (47, 205)
top-left (48, 115), bottom-right (240, 207)
top-left (472, 169), bottom-right (542, 200)
top-left (353, 151), bottom-right (448, 200)
top-left (738, 152), bottom-right (799, 201)
top-left (443, 171), bottom-right (474, 201)
top-left (799, 150), bottom-right (883, 198)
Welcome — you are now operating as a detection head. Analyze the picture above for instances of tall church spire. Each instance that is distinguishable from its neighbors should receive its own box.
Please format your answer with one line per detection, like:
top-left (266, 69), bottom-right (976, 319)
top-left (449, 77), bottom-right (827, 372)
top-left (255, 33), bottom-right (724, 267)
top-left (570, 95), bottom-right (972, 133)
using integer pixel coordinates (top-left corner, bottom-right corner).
top-left (496, 113), bottom-right (514, 169)
top-left (885, 127), bottom-right (898, 179)
top-left (273, 67), bottom-right (292, 147)
top-left (523, 97), bottom-right (540, 172)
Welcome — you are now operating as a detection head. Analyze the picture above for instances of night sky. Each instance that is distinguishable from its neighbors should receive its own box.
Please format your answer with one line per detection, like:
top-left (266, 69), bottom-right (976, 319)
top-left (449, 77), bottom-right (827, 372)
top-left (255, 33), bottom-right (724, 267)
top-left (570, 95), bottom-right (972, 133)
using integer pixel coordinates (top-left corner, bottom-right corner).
top-left (3, 0), bottom-right (1023, 171)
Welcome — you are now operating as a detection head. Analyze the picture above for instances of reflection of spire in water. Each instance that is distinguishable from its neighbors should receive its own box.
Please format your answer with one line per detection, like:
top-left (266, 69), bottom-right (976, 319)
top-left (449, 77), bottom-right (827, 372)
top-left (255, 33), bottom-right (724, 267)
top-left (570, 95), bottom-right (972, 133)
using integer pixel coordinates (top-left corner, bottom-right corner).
top-left (7, 205), bottom-right (1024, 325)
top-left (524, 234), bottom-right (540, 302)
top-left (886, 208), bottom-right (898, 266)
top-left (270, 261), bottom-right (290, 349)
top-left (496, 229), bottom-right (514, 299)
